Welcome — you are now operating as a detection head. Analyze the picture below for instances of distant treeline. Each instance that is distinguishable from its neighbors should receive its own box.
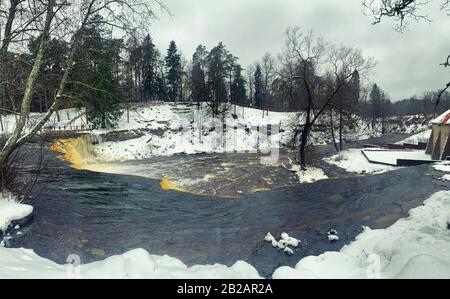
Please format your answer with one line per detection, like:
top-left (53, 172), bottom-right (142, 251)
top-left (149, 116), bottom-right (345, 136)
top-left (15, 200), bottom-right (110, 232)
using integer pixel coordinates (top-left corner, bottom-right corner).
top-left (1, 22), bottom-right (447, 130)
top-left (388, 92), bottom-right (450, 116)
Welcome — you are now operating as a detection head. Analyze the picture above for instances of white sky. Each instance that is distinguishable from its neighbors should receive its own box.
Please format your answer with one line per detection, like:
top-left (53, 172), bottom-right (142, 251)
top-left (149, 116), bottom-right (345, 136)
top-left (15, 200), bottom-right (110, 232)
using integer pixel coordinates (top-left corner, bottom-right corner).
top-left (148, 0), bottom-right (450, 100)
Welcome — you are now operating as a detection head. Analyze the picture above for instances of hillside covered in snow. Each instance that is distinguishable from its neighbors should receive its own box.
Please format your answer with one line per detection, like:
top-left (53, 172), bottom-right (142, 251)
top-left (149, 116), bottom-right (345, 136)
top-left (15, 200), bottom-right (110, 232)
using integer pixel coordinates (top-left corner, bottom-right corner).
top-left (1, 103), bottom-right (429, 163)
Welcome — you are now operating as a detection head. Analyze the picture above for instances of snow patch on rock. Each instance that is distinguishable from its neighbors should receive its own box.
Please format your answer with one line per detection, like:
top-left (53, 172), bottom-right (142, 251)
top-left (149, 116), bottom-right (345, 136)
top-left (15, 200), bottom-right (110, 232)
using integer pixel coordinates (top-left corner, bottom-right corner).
top-left (265, 232), bottom-right (300, 255)
top-left (282, 158), bottom-right (328, 183)
top-left (0, 192), bottom-right (33, 232)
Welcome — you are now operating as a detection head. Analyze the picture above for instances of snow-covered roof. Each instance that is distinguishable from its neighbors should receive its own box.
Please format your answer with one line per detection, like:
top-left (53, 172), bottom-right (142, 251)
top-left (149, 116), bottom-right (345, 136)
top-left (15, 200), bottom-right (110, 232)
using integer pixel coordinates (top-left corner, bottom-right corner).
top-left (431, 110), bottom-right (450, 125)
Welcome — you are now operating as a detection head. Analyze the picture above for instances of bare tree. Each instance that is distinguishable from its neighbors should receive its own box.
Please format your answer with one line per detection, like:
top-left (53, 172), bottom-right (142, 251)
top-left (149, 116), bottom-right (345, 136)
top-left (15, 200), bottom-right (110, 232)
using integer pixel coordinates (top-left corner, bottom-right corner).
top-left (285, 27), bottom-right (375, 168)
top-left (362, 0), bottom-right (450, 112)
top-left (246, 62), bottom-right (257, 106)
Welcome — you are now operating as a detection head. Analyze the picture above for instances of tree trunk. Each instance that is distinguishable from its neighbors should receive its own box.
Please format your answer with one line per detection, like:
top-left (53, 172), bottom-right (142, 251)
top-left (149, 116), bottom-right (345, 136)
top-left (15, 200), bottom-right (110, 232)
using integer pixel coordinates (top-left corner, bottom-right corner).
top-left (0, 0), bottom-right (55, 166)
top-left (299, 122), bottom-right (309, 170)
top-left (0, 0), bottom-right (20, 59)
top-left (299, 99), bottom-right (312, 170)
top-left (0, 0), bottom-right (21, 136)
top-left (330, 109), bottom-right (339, 152)
top-left (339, 107), bottom-right (343, 151)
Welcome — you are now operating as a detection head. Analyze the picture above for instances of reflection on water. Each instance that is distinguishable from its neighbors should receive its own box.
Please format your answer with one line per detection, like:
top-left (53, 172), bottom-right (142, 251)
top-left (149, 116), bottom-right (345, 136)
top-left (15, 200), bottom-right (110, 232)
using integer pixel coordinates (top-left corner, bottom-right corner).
top-left (10, 155), bottom-right (448, 277)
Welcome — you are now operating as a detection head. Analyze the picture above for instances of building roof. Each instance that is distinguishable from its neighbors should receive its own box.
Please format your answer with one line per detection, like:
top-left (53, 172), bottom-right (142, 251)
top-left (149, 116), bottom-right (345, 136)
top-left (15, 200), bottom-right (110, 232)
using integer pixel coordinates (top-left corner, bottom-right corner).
top-left (431, 110), bottom-right (450, 125)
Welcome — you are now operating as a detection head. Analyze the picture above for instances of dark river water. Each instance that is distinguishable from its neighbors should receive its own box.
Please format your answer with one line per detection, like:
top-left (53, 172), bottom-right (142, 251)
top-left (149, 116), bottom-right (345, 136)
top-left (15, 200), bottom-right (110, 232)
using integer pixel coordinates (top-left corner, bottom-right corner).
top-left (7, 145), bottom-right (450, 278)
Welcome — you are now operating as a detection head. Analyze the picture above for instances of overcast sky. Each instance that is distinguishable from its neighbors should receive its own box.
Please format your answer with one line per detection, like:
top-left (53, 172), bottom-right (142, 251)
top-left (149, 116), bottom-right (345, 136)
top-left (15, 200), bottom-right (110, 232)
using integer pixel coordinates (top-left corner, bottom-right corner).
top-left (149, 0), bottom-right (449, 101)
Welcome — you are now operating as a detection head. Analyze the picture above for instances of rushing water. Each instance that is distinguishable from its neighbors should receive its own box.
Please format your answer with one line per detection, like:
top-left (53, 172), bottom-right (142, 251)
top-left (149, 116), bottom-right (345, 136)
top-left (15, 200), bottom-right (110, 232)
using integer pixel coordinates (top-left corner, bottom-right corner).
top-left (9, 146), bottom-right (450, 277)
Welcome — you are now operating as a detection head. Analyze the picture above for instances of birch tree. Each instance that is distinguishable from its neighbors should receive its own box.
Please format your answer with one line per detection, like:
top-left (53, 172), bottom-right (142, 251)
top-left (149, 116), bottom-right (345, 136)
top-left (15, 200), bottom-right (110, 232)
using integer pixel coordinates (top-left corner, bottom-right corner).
top-left (0, 0), bottom-right (166, 167)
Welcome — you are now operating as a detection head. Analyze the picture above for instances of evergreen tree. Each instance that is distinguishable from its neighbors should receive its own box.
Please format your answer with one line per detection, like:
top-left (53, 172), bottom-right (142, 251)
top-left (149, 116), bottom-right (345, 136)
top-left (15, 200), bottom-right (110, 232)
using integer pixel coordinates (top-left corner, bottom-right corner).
top-left (254, 64), bottom-right (263, 108)
top-left (191, 45), bottom-right (209, 108)
top-left (127, 38), bottom-right (143, 101)
top-left (191, 64), bottom-right (209, 107)
top-left (370, 83), bottom-right (382, 130)
top-left (142, 34), bottom-right (158, 101)
top-left (349, 70), bottom-right (361, 113)
top-left (164, 40), bottom-right (182, 102)
top-left (206, 42), bottom-right (228, 116)
top-left (70, 19), bottom-right (123, 129)
top-left (224, 53), bottom-right (237, 101)
top-left (231, 64), bottom-right (247, 106)
top-left (156, 61), bottom-right (168, 101)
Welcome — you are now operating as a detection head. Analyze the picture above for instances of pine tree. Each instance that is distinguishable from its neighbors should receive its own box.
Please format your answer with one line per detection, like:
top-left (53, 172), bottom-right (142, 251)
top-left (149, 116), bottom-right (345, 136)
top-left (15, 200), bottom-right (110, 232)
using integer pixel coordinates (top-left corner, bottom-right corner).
top-left (349, 70), bottom-right (361, 112)
top-left (70, 21), bottom-right (123, 129)
top-left (142, 34), bottom-right (158, 101)
top-left (254, 64), bottom-right (263, 108)
top-left (231, 64), bottom-right (247, 107)
top-left (207, 42), bottom-right (228, 117)
top-left (165, 40), bottom-right (182, 102)
top-left (191, 45), bottom-right (209, 108)
top-left (370, 83), bottom-right (382, 130)
top-left (127, 38), bottom-right (143, 101)
top-left (224, 53), bottom-right (237, 101)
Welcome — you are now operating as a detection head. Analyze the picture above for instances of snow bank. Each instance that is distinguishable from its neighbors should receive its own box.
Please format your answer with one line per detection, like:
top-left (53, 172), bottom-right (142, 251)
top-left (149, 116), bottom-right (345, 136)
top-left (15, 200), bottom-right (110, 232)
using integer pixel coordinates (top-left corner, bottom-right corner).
top-left (0, 192), bottom-right (33, 232)
top-left (0, 108), bottom-right (87, 136)
top-left (324, 149), bottom-right (397, 174)
top-left (273, 191), bottom-right (450, 279)
top-left (92, 104), bottom-right (296, 161)
top-left (434, 162), bottom-right (450, 173)
top-left (0, 247), bottom-right (261, 279)
top-left (399, 130), bottom-right (431, 145)
top-left (434, 162), bottom-right (450, 182)
top-left (282, 159), bottom-right (328, 183)
top-left (363, 149), bottom-right (431, 166)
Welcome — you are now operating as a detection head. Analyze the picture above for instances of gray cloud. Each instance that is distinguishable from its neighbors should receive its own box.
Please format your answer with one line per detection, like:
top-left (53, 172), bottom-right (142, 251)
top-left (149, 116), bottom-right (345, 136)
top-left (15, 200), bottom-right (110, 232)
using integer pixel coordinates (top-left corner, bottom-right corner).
top-left (150, 0), bottom-right (449, 100)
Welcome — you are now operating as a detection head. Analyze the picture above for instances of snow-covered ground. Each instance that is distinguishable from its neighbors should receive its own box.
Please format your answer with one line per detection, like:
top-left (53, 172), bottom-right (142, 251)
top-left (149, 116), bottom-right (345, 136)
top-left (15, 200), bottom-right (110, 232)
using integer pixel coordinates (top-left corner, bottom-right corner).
top-left (0, 247), bottom-right (261, 279)
top-left (38, 104), bottom-right (298, 161)
top-left (2, 103), bottom-right (387, 162)
top-left (0, 192), bottom-right (33, 233)
top-left (273, 190), bottom-right (450, 279)
top-left (398, 129), bottom-right (431, 145)
top-left (92, 104), bottom-right (295, 161)
top-left (434, 162), bottom-right (450, 181)
top-left (362, 149), bottom-right (432, 166)
top-left (282, 158), bottom-right (329, 183)
top-left (0, 108), bottom-right (88, 136)
top-left (325, 149), bottom-right (397, 174)
top-left (325, 129), bottom-right (434, 174)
